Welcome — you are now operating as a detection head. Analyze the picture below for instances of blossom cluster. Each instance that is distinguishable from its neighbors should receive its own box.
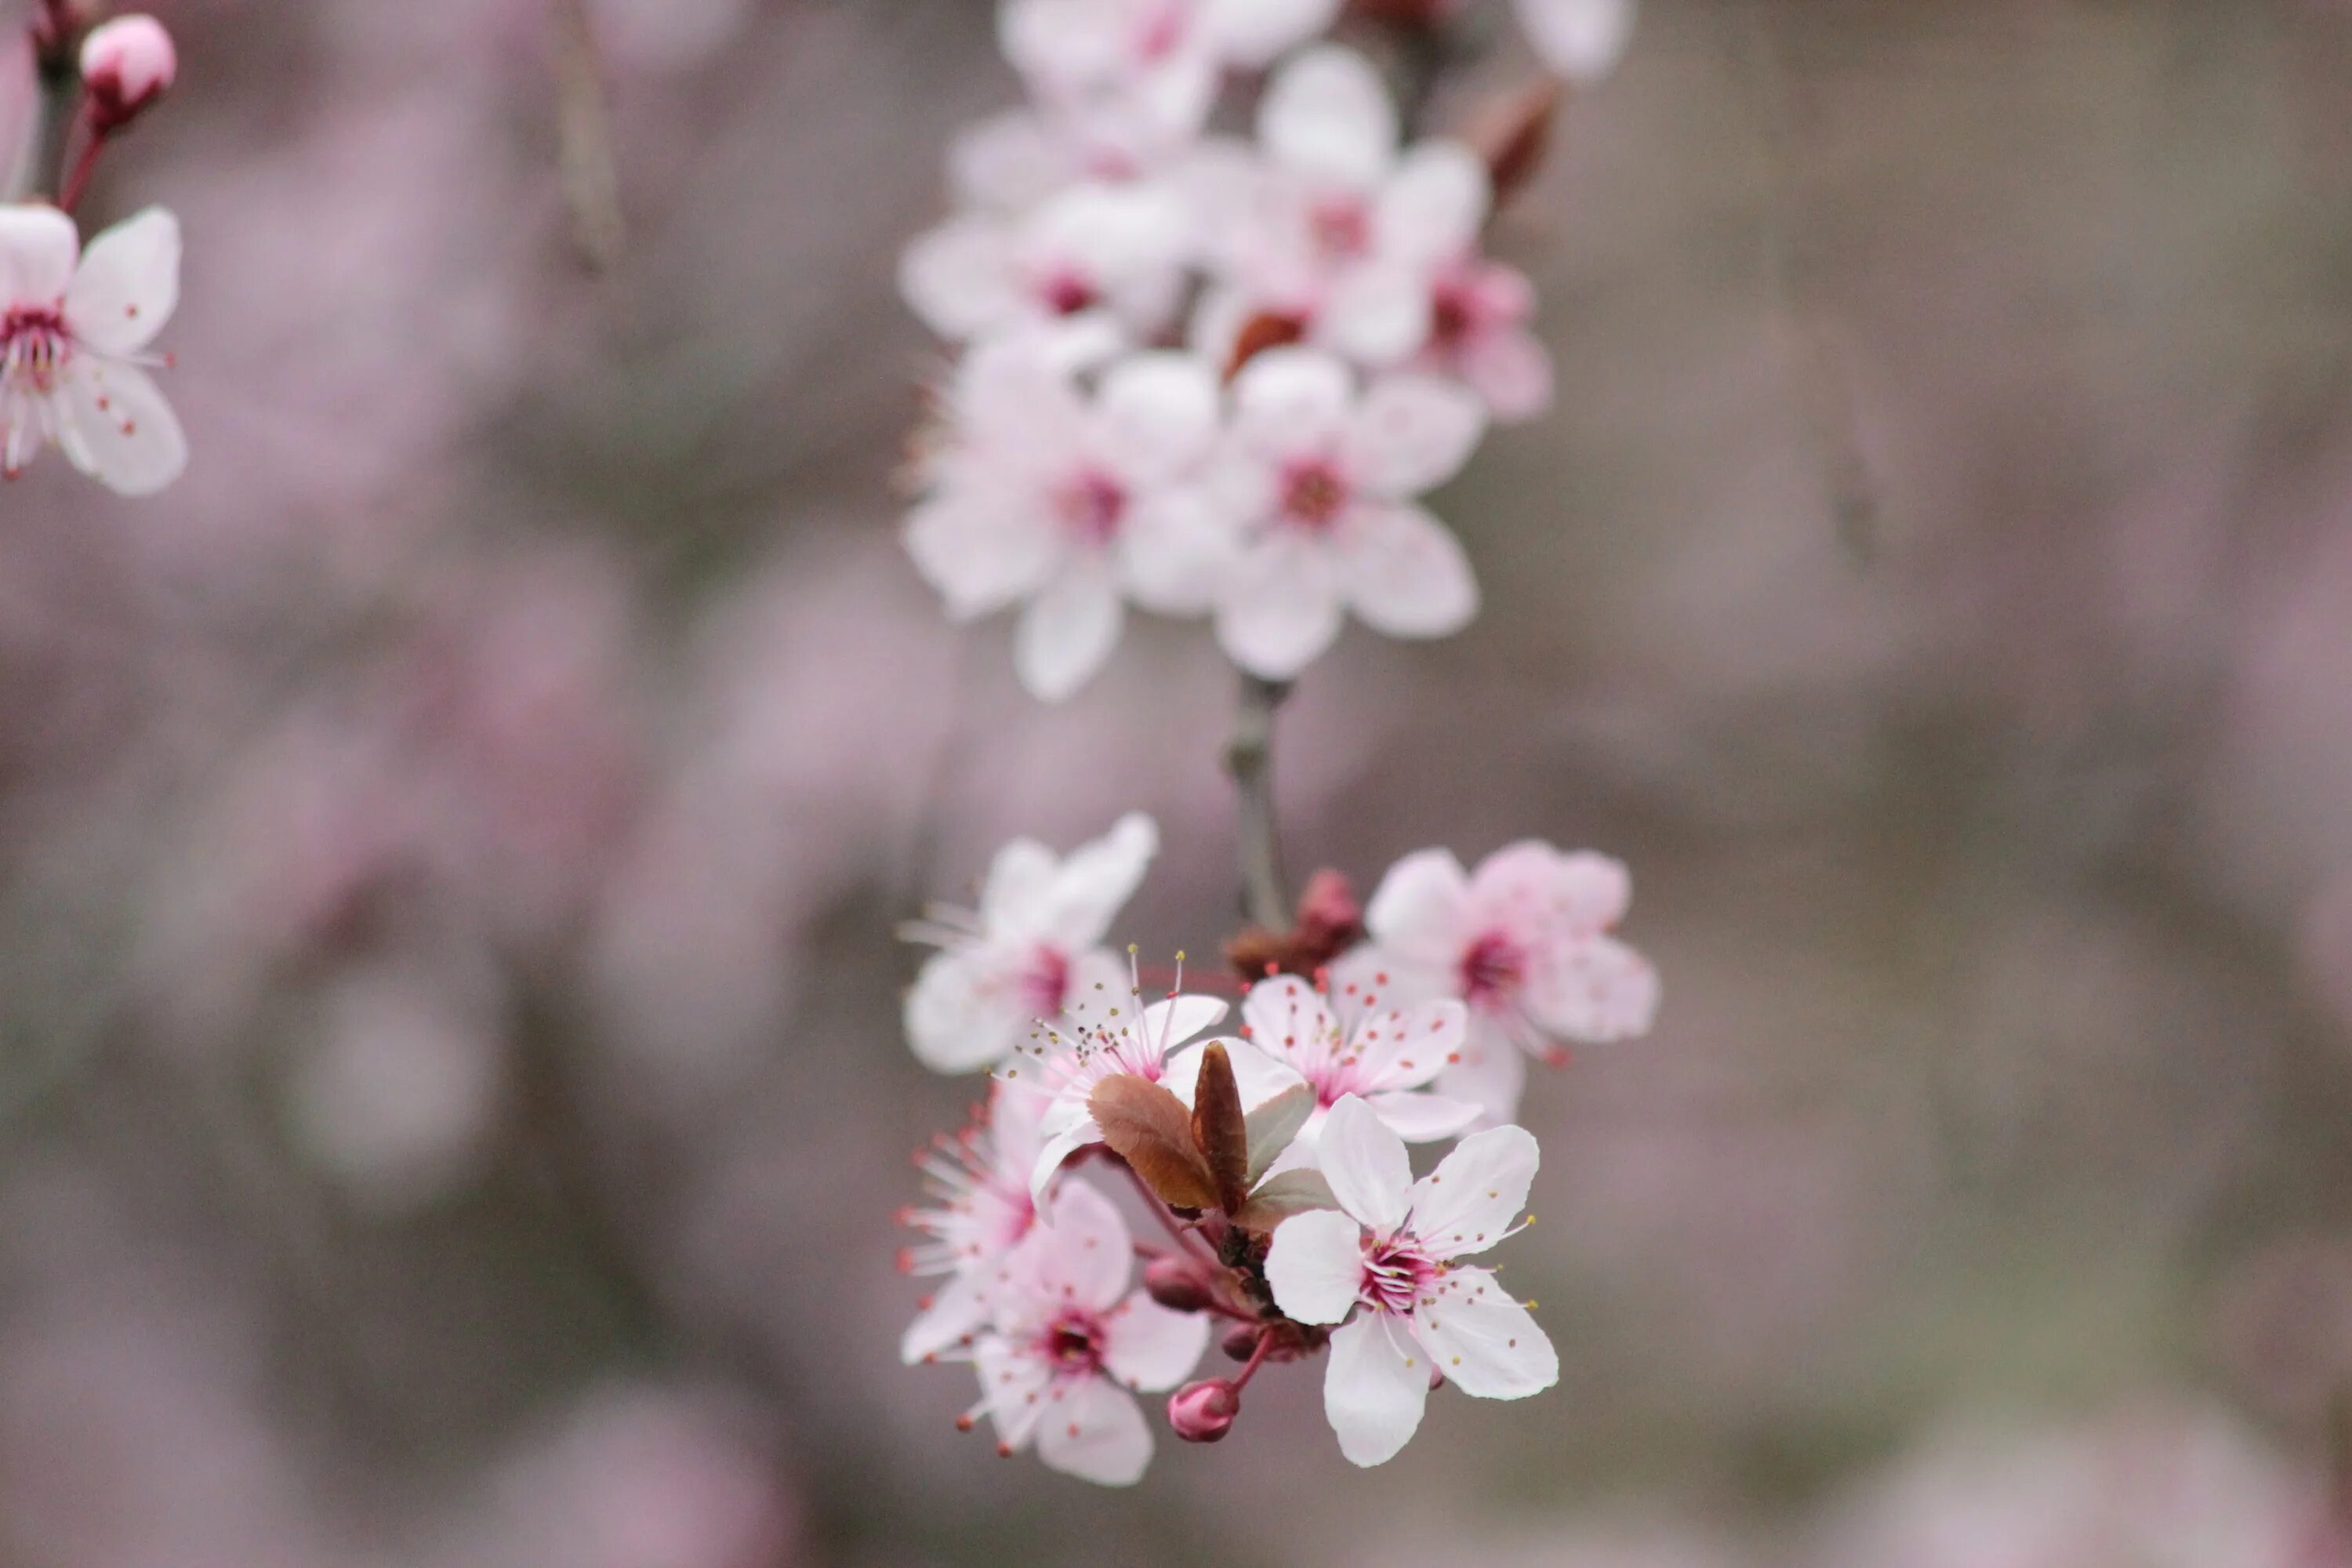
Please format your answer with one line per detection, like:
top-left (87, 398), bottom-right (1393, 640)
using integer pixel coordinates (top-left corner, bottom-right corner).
top-left (897, 815), bottom-right (1657, 1482)
top-left (898, 0), bottom-right (1635, 699)
top-left (2, 9), bottom-right (187, 495)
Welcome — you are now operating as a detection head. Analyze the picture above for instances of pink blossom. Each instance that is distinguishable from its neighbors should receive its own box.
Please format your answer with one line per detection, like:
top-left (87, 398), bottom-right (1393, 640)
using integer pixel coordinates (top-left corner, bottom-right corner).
top-left (899, 1082), bottom-right (1051, 1365)
top-left (1345, 840), bottom-right (1660, 1125)
top-left (900, 182), bottom-right (1191, 354)
top-left (1515, 0), bottom-right (1638, 85)
top-left (1264, 1094), bottom-right (1557, 1465)
top-left (79, 16), bottom-right (177, 129)
top-left (0, 205), bottom-right (184, 495)
top-left (1413, 256), bottom-right (1555, 423)
top-left (902, 812), bottom-right (1159, 1073)
top-left (1208, 347), bottom-right (1483, 679)
top-left (968, 1179), bottom-right (1211, 1485)
top-left (1236, 972), bottom-right (1479, 1149)
top-left (905, 339), bottom-right (1232, 700)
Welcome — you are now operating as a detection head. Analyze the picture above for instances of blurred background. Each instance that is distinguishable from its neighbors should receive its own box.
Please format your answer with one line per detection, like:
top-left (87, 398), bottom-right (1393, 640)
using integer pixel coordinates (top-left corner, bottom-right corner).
top-left (4, 0), bottom-right (2352, 1562)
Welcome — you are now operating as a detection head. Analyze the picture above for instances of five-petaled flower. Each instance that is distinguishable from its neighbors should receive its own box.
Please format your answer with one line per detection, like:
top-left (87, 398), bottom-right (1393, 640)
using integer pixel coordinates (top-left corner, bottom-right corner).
top-left (1238, 971), bottom-right (1479, 1152)
top-left (899, 1081), bottom-right (1051, 1364)
top-left (970, 1178), bottom-right (1212, 1485)
top-left (906, 338), bottom-right (1234, 700)
top-left (1208, 346), bottom-right (1483, 680)
top-left (1345, 840), bottom-right (1659, 1126)
top-left (1265, 1094), bottom-right (1558, 1466)
top-left (0, 205), bottom-right (186, 496)
top-left (902, 812), bottom-right (1159, 1073)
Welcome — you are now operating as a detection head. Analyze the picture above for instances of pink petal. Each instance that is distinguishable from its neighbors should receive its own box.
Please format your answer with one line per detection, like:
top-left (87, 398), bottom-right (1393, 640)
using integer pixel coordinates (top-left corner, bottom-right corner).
top-left (1409, 1263), bottom-right (1559, 1399)
top-left (1316, 1094), bottom-right (1413, 1234)
top-left (1323, 1310), bottom-right (1429, 1467)
top-left (1409, 1123), bottom-right (1539, 1259)
top-left (1265, 1208), bottom-right (1365, 1325)
top-left (1336, 501), bottom-right (1479, 640)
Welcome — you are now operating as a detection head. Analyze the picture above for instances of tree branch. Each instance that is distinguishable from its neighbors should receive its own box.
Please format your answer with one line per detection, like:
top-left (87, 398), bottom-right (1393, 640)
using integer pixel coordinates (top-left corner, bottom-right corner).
top-left (1225, 669), bottom-right (1290, 931)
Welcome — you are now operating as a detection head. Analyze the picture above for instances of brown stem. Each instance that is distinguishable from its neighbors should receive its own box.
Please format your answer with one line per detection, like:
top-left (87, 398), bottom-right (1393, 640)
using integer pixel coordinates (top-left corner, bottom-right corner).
top-left (10, 4), bottom-right (83, 203)
top-left (550, 0), bottom-right (625, 271)
top-left (56, 114), bottom-right (103, 212)
top-left (1225, 669), bottom-right (1290, 931)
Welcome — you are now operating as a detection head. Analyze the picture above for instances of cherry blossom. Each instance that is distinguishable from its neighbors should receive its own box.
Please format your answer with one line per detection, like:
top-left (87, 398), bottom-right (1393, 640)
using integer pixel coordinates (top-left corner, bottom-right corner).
top-left (0, 205), bottom-right (185, 495)
top-left (79, 15), bottom-right (178, 131)
top-left (968, 1178), bottom-right (1211, 1485)
top-left (905, 337), bottom-right (1232, 700)
top-left (1237, 972), bottom-right (1479, 1149)
top-left (1264, 1094), bottom-right (1557, 1465)
top-left (899, 181), bottom-right (1190, 354)
top-left (1208, 347), bottom-right (1483, 679)
top-left (901, 812), bottom-right (1158, 1073)
top-left (899, 1081), bottom-right (1051, 1364)
top-left (1000, 0), bottom-right (1344, 147)
top-left (1515, 0), bottom-right (1639, 85)
top-left (1347, 841), bottom-right (1659, 1125)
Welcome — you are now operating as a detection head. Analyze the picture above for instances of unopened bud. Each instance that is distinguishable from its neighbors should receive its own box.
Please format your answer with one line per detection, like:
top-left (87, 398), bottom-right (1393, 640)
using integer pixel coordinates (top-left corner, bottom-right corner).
top-left (1167, 1378), bottom-right (1240, 1443)
top-left (80, 15), bottom-right (176, 132)
top-left (1221, 1322), bottom-right (1263, 1362)
top-left (1142, 1256), bottom-right (1214, 1314)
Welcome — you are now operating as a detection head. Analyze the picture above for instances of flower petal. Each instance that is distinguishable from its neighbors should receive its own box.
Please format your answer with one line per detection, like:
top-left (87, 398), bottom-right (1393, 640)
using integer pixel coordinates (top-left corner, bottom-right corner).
top-left (60, 360), bottom-right (185, 497)
top-left (903, 490), bottom-right (1055, 621)
top-left (1513, 0), bottom-right (1638, 85)
top-left (1323, 1310), bottom-right (1429, 1466)
top-left (1552, 849), bottom-right (1635, 932)
top-left (1344, 373), bottom-right (1486, 498)
top-left (1116, 484), bottom-right (1237, 616)
top-left (1215, 533), bottom-right (1345, 680)
top-left (1350, 997), bottom-right (1465, 1091)
top-left (1199, 0), bottom-right (1345, 68)
top-left (1036, 1376), bottom-right (1153, 1486)
top-left (1143, 993), bottom-right (1231, 1060)
top-left (1260, 45), bottom-right (1396, 189)
top-left (65, 206), bottom-right (177, 354)
top-left (1411, 1263), bottom-right (1559, 1399)
top-left (0, 205), bottom-right (77, 305)
top-left (1319, 262), bottom-right (1431, 365)
top-left (901, 1270), bottom-right (992, 1364)
top-left (1093, 350), bottom-right (1221, 488)
top-left (1365, 848), bottom-right (1472, 960)
top-left (1030, 1177), bottom-right (1134, 1309)
top-left (1361, 1088), bottom-right (1481, 1142)
top-left (1337, 502), bottom-right (1479, 640)
top-left (1229, 347), bottom-right (1353, 460)
top-left (1265, 1207), bottom-right (1365, 1325)
top-left (1036, 812), bottom-right (1159, 948)
top-left (904, 950), bottom-right (1024, 1073)
top-left (1014, 564), bottom-right (1125, 702)
top-left (1408, 1123), bottom-right (1538, 1259)
top-left (1029, 1119), bottom-right (1100, 1204)
top-left (898, 215), bottom-right (1022, 339)
top-left (1316, 1094), bottom-right (1413, 1234)
top-left (975, 1338), bottom-right (1054, 1450)
top-left (1375, 143), bottom-right (1491, 263)
top-left (1435, 1029), bottom-right (1528, 1129)
top-left (1242, 974), bottom-right (1338, 1065)
top-left (1526, 933), bottom-right (1660, 1042)
top-left (1460, 324), bottom-right (1555, 423)
top-left (1102, 1293), bottom-right (1211, 1392)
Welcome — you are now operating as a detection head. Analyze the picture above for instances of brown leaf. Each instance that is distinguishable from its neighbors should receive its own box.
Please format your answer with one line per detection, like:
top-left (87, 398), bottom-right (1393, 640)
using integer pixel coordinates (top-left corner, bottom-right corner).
top-left (1189, 1044), bottom-right (1251, 1216)
top-left (1091, 1074), bottom-right (1218, 1210)
top-left (1462, 77), bottom-right (1563, 215)
top-left (1223, 310), bottom-right (1308, 381)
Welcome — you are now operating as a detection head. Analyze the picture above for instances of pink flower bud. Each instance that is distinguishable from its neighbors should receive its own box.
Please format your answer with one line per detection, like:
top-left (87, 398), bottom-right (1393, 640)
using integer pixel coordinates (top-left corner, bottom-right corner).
top-left (1141, 1256), bottom-right (1213, 1315)
top-left (1221, 1322), bottom-right (1262, 1362)
top-left (1167, 1379), bottom-right (1240, 1443)
top-left (80, 15), bottom-right (176, 131)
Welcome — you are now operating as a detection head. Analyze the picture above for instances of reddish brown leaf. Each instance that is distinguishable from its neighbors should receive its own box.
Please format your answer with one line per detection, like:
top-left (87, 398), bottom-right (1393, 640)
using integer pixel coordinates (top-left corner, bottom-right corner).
top-left (1223, 310), bottom-right (1308, 381)
top-left (1189, 1043), bottom-right (1251, 1216)
top-left (1463, 77), bottom-right (1563, 214)
top-left (1091, 1074), bottom-right (1219, 1210)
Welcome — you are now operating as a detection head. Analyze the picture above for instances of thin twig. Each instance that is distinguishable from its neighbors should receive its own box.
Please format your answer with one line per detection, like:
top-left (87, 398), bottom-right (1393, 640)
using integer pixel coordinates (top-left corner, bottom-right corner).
top-left (550, 0), bottom-right (625, 272)
top-left (1225, 669), bottom-right (1290, 931)
top-left (9, 3), bottom-right (82, 203)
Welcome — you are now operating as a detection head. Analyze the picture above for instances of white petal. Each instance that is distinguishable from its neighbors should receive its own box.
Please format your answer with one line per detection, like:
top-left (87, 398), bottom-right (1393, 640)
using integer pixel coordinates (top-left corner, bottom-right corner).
top-left (1550, 849), bottom-right (1635, 931)
top-left (1265, 1207), bottom-right (1364, 1325)
top-left (902, 491), bottom-right (1055, 621)
top-left (1222, 1036), bottom-right (1309, 1108)
top-left (1527, 934), bottom-right (1660, 1042)
top-left (64, 206), bottom-right (176, 354)
top-left (1316, 1094), bottom-right (1413, 1234)
top-left (1436, 1029), bottom-right (1528, 1129)
top-left (1410, 1264), bottom-right (1559, 1399)
top-left (1229, 347), bottom-right (1354, 459)
top-left (1362, 1089), bottom-right (1482, 1142)
top-left (901, 1270), bottom-right (992, 1364)
top-left (0, 205), bottom-right (78, 305)
top-left (1029, 1120), bottom-right (1100, 1204)
top-left (1319, 262), bottom-right (1432, 366)
top-left (903, 951), bottom-right (1023, 1073)
top-left (1014, 564), bottom-right (1125, 702)
top-left (1242, 973), bottom-right (1338, 1067)
top-left (1032, 1178), bottom-right (1134, 1310)
top-left (1408, 1123), bottom-right (1538, 1258)
top-left (1102, 1294), bottom-right (1211, 1392)
top-left (1115, 485), bottom-right (1238, 616)
top-left (1344, 373), bottom-right (1486, 497)
top-left (1092, 350), bottom-right (1221, 488)
top-left (979, 837), bottom-right (1059, 933)
top-left (1323, 1310), bottom-right (1429, 1466)
top-left (949, 109), bottom-right (1073, 212)
top-left (1260, 45), bottom-right (1397, 190)
top-left (1036, 1376), bottom-right (1152, 1486)
top-left (1364, 848), bottom-right (1472, 960)
top-left (1351, 997), bottom-right (1465, 1091)
top-left (1036, 812), bottom-right (1159, 947)
top-left (1374, 143), bottom-right (1490, 264)
top-left (975, 1338), bottom-right (1054, 1450)
top-left (1142, 993), bottom-right (1230, 1061)
top-left (1198, 0), bottom-right (1344, 68)
top-left (60, 360), bottom-right (185, 497)
top-left (1215, 533), bottom-right (1345, 680)
top-left (1336, 502), bottom-right (1479, 640)
top-left (1514, 0), bottom-right (1638, 85)
top-left (898, 216), bottom-right (1021, 339)
top-left (1460, 325), bottom-right (1555, 423)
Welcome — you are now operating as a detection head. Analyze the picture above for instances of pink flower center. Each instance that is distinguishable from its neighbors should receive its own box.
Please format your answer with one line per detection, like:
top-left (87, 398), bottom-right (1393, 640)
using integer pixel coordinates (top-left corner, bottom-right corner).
top-left (1459, 930), bottom-right (1526, 1011)
top-left (1309, 197), bottom-right (1372, 262)
top-left (1037, 270), bottom-right (1099, 318)
top-left (1020, 945), bottom-right (1073, 1018)
top-left (1430, 278), bottom-right (1479, 349)
top-left (1360, 1235), bottom-right (1436, 1316)
top-left (1279, 459), bottom-right (1352, 532)
top-left (1, 303), bottom-right (71, 393)
top-left (1042, 1309), bottom-right (1106, 1374)
top-left (1134, 1), bottom-right (1187, 61)
top-left (1054, 470), bottom-right (1127, 548)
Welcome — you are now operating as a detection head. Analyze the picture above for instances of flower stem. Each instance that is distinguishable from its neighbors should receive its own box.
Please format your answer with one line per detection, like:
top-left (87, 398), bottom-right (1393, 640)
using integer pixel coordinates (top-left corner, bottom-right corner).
top-left (549, 0), bottom-right (625, 272)
top-left (1225, 667), bottom-right (1290, 931)
top-left (9, 2), bottom-right (82, 203)
top-left (1228, 1324), bottom-right (1276, 1393)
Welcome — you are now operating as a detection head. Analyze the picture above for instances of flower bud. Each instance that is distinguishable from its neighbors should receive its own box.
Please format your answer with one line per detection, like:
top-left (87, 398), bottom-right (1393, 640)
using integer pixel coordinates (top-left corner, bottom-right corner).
top-left (80, 16), bottom-right (176, 131)
top-left (1141, 1256), bottom-right (1213, 1314)
top-left (1221, 1322), bottom-right (1262, 1362)
top-left (1167, 1379), bottom-right (1240, 1443)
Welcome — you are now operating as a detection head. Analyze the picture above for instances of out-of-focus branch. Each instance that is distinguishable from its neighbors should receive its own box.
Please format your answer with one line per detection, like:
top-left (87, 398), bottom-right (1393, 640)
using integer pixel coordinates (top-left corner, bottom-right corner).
top-left (10, 1), bottom-right (83, 202)
top-left (1740, 4), bottom-right (1882, 567)
top-left (1225, 670), bottom-right (1290, 932)
top-left (550, 0), bottom-right (624, 271)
